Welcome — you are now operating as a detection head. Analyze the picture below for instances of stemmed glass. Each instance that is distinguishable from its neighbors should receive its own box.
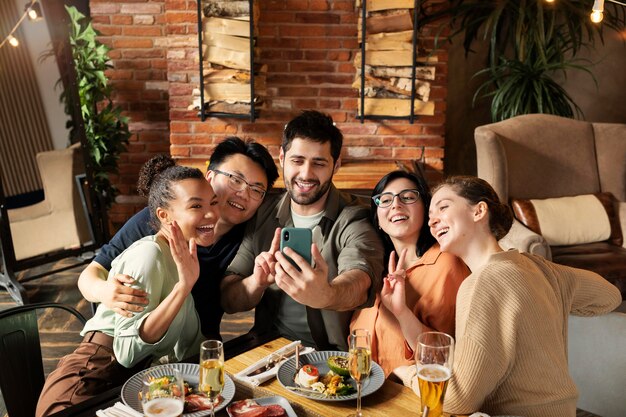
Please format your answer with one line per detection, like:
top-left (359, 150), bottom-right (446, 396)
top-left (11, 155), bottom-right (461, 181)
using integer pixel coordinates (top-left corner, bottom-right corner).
top-left (415, 332), bottom-right (454, 417)
top-left (346, 328), bottom-right (371, 417)
top-left (199, 340), bottom-right (225, 417)
top-left (141, 367), bottom-right (185, 417)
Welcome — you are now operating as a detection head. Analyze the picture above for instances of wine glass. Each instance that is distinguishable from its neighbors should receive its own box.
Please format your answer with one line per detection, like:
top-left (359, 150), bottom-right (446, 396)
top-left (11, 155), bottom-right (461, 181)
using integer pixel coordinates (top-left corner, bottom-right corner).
top-left (199, 340), bottom-right (225, 417)
top-left (346, 328), bottom-right (371, 417)
top-left (141, 367), bottom-right (185, 417)
top-left (415, 332), bottom-right (454, 417)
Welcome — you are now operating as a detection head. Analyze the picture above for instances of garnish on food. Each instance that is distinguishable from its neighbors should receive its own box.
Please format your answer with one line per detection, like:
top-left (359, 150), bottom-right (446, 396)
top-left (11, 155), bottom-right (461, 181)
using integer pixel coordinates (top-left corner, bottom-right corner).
top-left (326, 355), bottom-right (350, 377)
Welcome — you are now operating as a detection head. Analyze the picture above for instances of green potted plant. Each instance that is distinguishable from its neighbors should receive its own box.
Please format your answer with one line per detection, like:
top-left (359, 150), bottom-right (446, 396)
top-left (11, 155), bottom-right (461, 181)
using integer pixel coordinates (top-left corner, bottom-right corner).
top-left (63, 5), bottom-right (130, 208)
top-left (420, 0), bottom-right (626, 121)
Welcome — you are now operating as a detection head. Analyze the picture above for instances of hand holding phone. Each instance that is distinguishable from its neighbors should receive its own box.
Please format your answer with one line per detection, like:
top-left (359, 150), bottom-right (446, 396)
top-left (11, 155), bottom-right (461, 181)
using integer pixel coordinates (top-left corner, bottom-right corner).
top-left (279, 227), bottom-right (312, 271)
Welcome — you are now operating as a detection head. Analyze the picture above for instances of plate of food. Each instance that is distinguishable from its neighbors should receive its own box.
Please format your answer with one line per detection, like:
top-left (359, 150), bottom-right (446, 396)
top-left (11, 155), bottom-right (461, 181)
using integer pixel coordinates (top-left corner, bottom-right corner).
top-left (226, 396), bottom-right (297, 417)
top-left (121, 363), bottom-right (235, 416)
top-left (276, 351), bottom-right (384, 402)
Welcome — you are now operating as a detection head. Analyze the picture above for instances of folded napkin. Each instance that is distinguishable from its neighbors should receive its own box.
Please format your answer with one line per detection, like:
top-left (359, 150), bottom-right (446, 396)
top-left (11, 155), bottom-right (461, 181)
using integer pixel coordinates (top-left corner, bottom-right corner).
top-left (234, 340), bottom-right (315, 386)
top-left (96, 402), bottom-right (143, 417)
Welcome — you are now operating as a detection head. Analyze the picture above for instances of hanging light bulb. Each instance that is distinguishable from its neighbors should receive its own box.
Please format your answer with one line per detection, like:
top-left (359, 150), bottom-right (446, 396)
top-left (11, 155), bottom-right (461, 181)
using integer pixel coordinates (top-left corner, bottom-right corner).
top-left (545, 0), bottom-right (555, 3)
top-left (591, 0), bottom-right (605, 23)
top-left (25, 2), bottom-right (42, 21)
top-left (8, 35), bottom-right (19, 47)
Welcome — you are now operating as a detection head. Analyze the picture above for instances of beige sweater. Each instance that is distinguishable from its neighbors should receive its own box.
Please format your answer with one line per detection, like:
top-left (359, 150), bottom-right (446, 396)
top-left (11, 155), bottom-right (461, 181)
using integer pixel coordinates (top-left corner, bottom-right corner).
top-left (402, 250), bottom-right (621, 417)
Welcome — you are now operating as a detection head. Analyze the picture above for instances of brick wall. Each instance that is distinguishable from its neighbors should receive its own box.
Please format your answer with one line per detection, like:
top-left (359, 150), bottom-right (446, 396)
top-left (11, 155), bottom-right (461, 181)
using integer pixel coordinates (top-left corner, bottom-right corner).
top-left (91, 0), bottom-right (448, 229)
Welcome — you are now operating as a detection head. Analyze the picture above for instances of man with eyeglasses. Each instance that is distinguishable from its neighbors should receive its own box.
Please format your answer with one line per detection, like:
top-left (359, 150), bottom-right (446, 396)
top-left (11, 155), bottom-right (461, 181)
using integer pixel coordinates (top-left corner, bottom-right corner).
top-left (77, 137), bottom-right (279, 340)
top-left (221, 111), bottom-right (384, 351)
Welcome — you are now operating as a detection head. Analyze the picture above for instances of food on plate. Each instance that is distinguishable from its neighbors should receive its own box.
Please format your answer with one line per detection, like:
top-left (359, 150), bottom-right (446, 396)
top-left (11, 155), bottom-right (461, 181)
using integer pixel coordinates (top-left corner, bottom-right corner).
top-left (227, 399), bottom-right (287, 417)
top-left (185, 393), bottom-right (222, 413)
top-left (296, 364), bottom-right (319, 387)
top-left (326, 355), bottom-right (350, 377)
top-left (139, 374), bottom-right (222, 413)
top-left (294, 365), bottom-right (356, 397)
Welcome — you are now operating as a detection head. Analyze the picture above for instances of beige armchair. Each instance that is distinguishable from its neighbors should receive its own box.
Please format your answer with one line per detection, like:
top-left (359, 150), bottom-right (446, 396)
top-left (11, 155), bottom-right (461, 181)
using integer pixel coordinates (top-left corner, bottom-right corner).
top-left (475, 113), bottom-right (626, 297)
top-left (6, 144), bottom-right (92, 260)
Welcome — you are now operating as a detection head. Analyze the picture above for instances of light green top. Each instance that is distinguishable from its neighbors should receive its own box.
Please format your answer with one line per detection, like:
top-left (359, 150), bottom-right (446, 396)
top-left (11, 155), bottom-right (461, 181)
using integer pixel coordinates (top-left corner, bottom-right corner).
top-left (82, 235), bottom-right (203, 368)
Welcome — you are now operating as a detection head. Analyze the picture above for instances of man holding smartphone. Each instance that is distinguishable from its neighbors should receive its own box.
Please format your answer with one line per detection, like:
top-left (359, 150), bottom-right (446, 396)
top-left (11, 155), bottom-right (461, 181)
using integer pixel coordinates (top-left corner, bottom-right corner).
top-left (77, 137), bottom-right (279, 340)
top-left (221, 111), bottom-right (384, 351)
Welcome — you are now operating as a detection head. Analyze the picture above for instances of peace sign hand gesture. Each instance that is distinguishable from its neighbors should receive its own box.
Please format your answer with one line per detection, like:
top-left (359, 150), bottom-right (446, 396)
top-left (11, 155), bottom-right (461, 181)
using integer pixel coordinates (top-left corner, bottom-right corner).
top-left (380, 248), bottom-right (410, 317)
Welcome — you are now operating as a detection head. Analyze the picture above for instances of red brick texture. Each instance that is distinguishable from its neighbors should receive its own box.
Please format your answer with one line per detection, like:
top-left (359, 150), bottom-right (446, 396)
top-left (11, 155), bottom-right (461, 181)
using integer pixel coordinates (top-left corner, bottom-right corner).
top-left (91, 0), bottom-right (448, 227)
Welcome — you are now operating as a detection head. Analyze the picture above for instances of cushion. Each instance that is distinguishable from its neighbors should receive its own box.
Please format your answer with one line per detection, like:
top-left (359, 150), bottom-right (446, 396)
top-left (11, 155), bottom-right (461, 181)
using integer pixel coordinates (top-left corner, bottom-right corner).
top-left (511, 193), bottom-right (623, 247)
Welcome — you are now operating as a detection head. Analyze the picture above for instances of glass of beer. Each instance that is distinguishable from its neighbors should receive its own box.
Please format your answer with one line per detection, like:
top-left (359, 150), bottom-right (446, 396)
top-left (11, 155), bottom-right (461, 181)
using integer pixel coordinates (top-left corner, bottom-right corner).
top-left (346, 328), bottom-right (371, 417)
top-left (141, 367), bottom-right (185, 417)
top-left (199, 340), bottom-right (224, 417)
top-left (415, 332), bottom-right (454, 417)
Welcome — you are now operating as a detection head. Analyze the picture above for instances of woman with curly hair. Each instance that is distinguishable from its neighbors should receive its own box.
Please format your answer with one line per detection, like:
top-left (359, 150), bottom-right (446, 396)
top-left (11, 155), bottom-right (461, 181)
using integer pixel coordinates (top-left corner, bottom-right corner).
top-left (37, 155), bottom-right (219, 416)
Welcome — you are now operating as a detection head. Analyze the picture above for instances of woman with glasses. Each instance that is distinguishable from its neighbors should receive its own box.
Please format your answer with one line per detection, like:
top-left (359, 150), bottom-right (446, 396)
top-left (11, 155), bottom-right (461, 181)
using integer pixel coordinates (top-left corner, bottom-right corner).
top-left (350, 170), bottom-right (469, 377)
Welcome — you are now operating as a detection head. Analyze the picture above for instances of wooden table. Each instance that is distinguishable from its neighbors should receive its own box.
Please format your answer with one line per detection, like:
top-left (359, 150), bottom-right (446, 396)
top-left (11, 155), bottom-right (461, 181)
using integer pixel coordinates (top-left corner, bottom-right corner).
top-left (222, 337), bottom-right (464, 417)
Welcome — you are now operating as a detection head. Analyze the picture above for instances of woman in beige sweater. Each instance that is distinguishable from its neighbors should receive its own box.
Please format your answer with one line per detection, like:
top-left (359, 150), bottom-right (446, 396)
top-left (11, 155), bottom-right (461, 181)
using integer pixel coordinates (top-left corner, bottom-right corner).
top-left (395, 176), bottom-right (621, 417)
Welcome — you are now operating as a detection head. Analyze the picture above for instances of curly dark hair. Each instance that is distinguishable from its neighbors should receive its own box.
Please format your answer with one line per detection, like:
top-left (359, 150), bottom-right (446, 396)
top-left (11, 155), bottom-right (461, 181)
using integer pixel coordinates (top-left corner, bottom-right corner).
top-left (282, 110), bottom-right (342, 162)
top-left (371, 170), bottom-right (436, 264)
top-left (137, 155), bottom-right (205, 230)
top-left (432, 176), bottom-right (513, 240)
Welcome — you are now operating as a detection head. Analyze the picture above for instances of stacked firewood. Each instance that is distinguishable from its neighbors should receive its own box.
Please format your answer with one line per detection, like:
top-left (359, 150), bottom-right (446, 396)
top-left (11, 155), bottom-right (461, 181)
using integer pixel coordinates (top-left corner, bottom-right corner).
top-left (190, 0), bottom-right (265, 115)
top-left (353, 0), bottom-right (436, 117)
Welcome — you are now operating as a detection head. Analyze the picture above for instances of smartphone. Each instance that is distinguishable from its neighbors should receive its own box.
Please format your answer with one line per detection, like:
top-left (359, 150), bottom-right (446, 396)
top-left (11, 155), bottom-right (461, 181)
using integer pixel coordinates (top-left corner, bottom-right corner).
top-left (280, 227), bottom-right (312, 271)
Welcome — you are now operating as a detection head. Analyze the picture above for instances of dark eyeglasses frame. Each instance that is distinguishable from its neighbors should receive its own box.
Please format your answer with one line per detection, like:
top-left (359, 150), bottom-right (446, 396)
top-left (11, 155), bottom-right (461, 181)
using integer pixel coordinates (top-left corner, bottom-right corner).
top-left (212, 169), bottom-right (267, 201)
top-left (372, 189), bottom-right (421, 208)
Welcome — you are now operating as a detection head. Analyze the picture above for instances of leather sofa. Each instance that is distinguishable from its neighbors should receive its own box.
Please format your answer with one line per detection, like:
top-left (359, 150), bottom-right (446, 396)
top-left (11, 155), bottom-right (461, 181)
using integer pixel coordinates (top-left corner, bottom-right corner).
top-left (475, 114), bottom-right (626, 298)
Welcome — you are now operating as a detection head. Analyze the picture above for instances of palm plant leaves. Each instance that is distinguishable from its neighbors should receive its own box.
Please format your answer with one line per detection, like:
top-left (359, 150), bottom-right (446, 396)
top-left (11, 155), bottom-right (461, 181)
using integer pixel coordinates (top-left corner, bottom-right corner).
top-left (417, 0), bottom-right (625, 121)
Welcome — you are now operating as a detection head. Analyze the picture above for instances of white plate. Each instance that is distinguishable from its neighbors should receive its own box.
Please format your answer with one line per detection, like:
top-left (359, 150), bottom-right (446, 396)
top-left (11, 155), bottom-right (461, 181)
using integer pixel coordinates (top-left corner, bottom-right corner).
top-left (121, 363), bottom-right (235, 416)
top-left (276, 350), bottom-right (384, 402)
top-left (226, 396), bottom-right (297, 417)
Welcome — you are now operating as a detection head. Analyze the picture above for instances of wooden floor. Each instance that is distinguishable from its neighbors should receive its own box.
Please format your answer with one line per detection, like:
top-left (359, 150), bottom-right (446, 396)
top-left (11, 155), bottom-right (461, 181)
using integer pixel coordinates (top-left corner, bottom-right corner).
top-left (0, 256), bottom-right (253, 417)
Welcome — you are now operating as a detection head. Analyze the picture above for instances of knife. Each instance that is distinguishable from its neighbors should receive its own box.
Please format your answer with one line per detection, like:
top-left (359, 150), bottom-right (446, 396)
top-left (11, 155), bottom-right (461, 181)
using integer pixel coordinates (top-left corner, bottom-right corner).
top-left (245, 343), bottom-right (302, 377)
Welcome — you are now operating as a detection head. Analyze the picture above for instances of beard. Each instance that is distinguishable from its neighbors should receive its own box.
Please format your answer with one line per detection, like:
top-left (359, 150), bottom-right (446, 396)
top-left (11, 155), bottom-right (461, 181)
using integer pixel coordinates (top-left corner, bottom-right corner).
top-left (285, 175), bottom-right (333, 206)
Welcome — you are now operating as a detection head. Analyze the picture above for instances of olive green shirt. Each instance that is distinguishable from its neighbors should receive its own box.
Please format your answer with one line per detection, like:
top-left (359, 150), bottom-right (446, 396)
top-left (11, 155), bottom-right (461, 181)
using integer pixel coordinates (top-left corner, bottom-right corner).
top-left (225, 185), bottom-right (384, 350)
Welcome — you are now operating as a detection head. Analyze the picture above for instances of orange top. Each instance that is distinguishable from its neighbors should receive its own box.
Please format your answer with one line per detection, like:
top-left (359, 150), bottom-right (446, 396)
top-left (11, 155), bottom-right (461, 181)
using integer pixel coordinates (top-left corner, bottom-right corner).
top-left (350, 244), bottom-right (469, 376)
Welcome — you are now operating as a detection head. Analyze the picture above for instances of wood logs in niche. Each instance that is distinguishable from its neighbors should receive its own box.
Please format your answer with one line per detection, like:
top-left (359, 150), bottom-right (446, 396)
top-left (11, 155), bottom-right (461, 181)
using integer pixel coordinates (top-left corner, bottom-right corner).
top-left (190, 0), bottom-right (265, 115)
top-left (354, 0), bottom-right (436, 117)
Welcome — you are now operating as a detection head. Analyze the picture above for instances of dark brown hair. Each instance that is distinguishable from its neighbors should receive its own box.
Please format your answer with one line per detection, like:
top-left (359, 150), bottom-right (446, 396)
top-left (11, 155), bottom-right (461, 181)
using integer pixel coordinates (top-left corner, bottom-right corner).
top-left (433, 176), bottom-right (513, 240)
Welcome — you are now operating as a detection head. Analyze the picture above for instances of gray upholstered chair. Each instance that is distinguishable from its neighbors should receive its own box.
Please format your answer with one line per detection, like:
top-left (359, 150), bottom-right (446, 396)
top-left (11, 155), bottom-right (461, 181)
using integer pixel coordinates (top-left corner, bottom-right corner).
top-left (475, 113), bottom-right (626, 297)
top-left (568, 306), bottom-right (626, 417)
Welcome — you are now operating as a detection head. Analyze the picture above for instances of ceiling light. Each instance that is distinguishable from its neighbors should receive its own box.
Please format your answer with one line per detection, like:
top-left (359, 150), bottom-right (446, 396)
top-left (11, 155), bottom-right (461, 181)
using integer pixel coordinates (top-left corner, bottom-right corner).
top-left (8, 35), bottom-right (19, 47)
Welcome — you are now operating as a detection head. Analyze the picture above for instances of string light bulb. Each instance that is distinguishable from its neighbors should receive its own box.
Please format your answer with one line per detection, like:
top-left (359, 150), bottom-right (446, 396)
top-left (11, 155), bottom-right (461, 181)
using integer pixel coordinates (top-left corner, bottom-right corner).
top-left (26, 2), bottom-right (42, 21)
top-left (591, 0), bottom-right (605, 22)
top-left (8, 35), bottom-right (19, 47)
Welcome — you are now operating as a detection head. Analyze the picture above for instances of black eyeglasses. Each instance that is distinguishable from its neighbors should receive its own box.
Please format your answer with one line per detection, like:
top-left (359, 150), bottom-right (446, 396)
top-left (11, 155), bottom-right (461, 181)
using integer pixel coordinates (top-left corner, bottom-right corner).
top-left (212, 169), bottom-right (267, 201)
top-left (372, 189), bottom-right (420, 208)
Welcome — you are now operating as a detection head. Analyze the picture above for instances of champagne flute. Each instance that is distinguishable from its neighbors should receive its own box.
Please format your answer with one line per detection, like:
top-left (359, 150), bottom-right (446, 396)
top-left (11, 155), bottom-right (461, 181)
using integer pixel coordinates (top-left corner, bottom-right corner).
top-left (415, 332), bottom-right (454, 417)
top-left (141, 367), bottom-right (185, 417)
top-left (199, 340), bottom-right (224, 417)
top-left (347, 328), bottom-right (371, 417)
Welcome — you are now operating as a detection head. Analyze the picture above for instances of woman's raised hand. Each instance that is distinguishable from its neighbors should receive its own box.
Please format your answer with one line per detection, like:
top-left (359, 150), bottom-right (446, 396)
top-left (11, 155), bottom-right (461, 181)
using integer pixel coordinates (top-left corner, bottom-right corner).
top-left (380, 248), bottom-right (409, 316)
top-left (168, 220), bottom-right (199, 292)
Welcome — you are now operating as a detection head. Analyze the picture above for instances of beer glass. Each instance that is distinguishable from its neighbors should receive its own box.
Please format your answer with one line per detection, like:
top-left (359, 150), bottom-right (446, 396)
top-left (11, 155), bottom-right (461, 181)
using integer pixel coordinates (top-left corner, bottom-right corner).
top-left (415, 332), bottom-right (454, 417)
top-left (346, 328), bottom-right (371, 417)
top-left (199, 340), bottom-right (224, 417)
top-left (141, 367), bottom-right (185, 417)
